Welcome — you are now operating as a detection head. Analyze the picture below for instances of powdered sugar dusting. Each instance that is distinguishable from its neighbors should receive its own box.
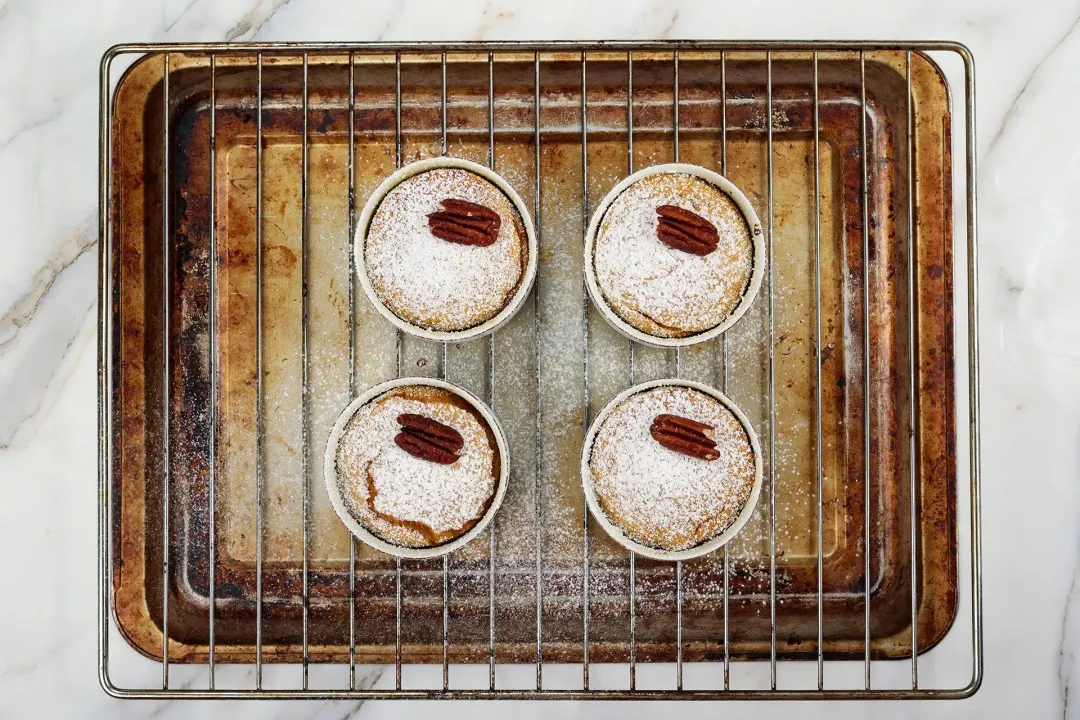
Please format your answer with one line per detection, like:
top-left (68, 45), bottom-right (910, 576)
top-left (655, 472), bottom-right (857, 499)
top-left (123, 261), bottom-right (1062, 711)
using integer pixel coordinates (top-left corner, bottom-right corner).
top-left (593, 172), bottom-right (753, 338)
top-left (365, 167), bottom-right (528, 332)
top-left (336, 387), bottom-right (498, 548)
top-left (588, 386), bottom-right (756, 552)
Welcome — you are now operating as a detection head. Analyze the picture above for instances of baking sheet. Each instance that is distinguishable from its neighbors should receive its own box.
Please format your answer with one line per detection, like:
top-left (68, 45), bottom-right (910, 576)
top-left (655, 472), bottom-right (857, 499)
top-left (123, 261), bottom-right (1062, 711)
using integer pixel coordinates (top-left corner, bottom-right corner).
top-left (108, 50), bottom-right (956, 664)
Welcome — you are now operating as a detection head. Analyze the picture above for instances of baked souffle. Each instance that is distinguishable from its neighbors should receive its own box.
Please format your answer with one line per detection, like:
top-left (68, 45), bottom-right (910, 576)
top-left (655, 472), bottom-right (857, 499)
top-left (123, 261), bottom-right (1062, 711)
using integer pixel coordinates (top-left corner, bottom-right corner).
top-left (587, 384), bottom-right (756, 552)
top-left (333, 384), bottom-right (501, 548)
top-left (592, 170), bottom-right (755, 339)
top-left (364, 166), bottom-right (530, 333)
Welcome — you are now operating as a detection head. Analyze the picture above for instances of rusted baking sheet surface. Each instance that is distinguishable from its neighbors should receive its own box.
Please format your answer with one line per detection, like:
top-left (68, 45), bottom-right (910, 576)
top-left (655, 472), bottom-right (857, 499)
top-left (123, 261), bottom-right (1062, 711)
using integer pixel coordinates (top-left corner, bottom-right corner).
top-left (110, 50), bottom-right (955, 664)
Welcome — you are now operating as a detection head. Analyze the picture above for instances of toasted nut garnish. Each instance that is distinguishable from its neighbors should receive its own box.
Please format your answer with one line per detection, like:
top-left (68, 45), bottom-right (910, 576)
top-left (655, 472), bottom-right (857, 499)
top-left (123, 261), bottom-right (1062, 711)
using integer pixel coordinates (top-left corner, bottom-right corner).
top-left (427, 198), bottom-right (500, 246)
top-left (655, 204), bottom-right (719, 256)
top-left (395, 413), bottom-right (464, 464)
top-left (650, 413), bottom-right (720, 461)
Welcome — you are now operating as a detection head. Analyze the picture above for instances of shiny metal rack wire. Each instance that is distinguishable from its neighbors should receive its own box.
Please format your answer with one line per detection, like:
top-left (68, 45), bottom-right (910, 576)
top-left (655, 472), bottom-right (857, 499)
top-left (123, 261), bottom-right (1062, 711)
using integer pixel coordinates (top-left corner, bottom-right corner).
top-left (99, 40), bottom-right (980, 700)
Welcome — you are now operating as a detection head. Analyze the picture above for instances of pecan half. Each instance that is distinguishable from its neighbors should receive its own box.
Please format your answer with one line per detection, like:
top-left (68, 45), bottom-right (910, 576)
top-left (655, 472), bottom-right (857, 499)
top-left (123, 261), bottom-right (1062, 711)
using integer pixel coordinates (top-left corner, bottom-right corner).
top-left (395, 413), bottom-right (464, 465)
top-left (656, 204), bottom-right (719, 256)
top-left (650, 413), bottom-right (720, 461)
top-left (427, 198), bottom-right (501, 247)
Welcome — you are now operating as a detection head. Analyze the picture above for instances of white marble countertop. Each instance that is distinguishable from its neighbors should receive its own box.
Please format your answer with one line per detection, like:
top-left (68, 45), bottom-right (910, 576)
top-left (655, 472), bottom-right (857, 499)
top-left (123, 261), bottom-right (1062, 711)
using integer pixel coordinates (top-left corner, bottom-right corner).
top-left (1, 0), bottom-right (1077, 717)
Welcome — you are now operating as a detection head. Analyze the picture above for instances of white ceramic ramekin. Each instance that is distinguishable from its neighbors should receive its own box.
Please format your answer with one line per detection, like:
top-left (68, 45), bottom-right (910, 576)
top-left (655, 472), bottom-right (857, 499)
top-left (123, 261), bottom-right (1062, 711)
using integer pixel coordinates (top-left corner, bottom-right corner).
top-left (580, 378), bottom-right (763, 562)
top-left (583, 162), bottom-right (765, 348)
top-left (356, 157), bottom-right (538, 342)
top-left (324, 377), bottom-right (509, 559)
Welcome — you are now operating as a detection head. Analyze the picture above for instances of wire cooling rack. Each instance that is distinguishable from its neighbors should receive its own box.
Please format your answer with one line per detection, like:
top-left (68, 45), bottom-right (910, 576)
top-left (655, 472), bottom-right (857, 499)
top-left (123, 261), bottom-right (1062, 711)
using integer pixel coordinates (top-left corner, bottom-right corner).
top-left (99, 40), bottom-right (980, 700)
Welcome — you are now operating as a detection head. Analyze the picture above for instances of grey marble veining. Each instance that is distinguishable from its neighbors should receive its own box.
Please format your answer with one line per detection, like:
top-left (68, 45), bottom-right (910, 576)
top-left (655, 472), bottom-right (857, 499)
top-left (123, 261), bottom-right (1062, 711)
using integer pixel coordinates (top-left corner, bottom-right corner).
top-left (0, 0), bottom-right (1078, 717)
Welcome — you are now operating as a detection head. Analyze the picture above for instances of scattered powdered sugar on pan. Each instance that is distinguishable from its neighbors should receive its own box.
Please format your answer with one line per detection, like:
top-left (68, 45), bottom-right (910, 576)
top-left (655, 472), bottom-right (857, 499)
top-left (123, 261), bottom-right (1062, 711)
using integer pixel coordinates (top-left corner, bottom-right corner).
top-left (588, 385), bottom-right (756, 552)
top-left (593, 172), bottom-right (754, 338)
top-left (364, 167), bottom-right (528, 332)
top-left (335, 387), bottom-right (499, 548)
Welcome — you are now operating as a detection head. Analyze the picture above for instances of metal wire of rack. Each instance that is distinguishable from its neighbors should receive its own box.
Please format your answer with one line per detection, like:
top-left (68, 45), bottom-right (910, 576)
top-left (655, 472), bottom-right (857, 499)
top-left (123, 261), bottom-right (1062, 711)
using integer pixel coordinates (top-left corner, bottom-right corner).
top-left (98, 40), bottom-right (981, 700)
